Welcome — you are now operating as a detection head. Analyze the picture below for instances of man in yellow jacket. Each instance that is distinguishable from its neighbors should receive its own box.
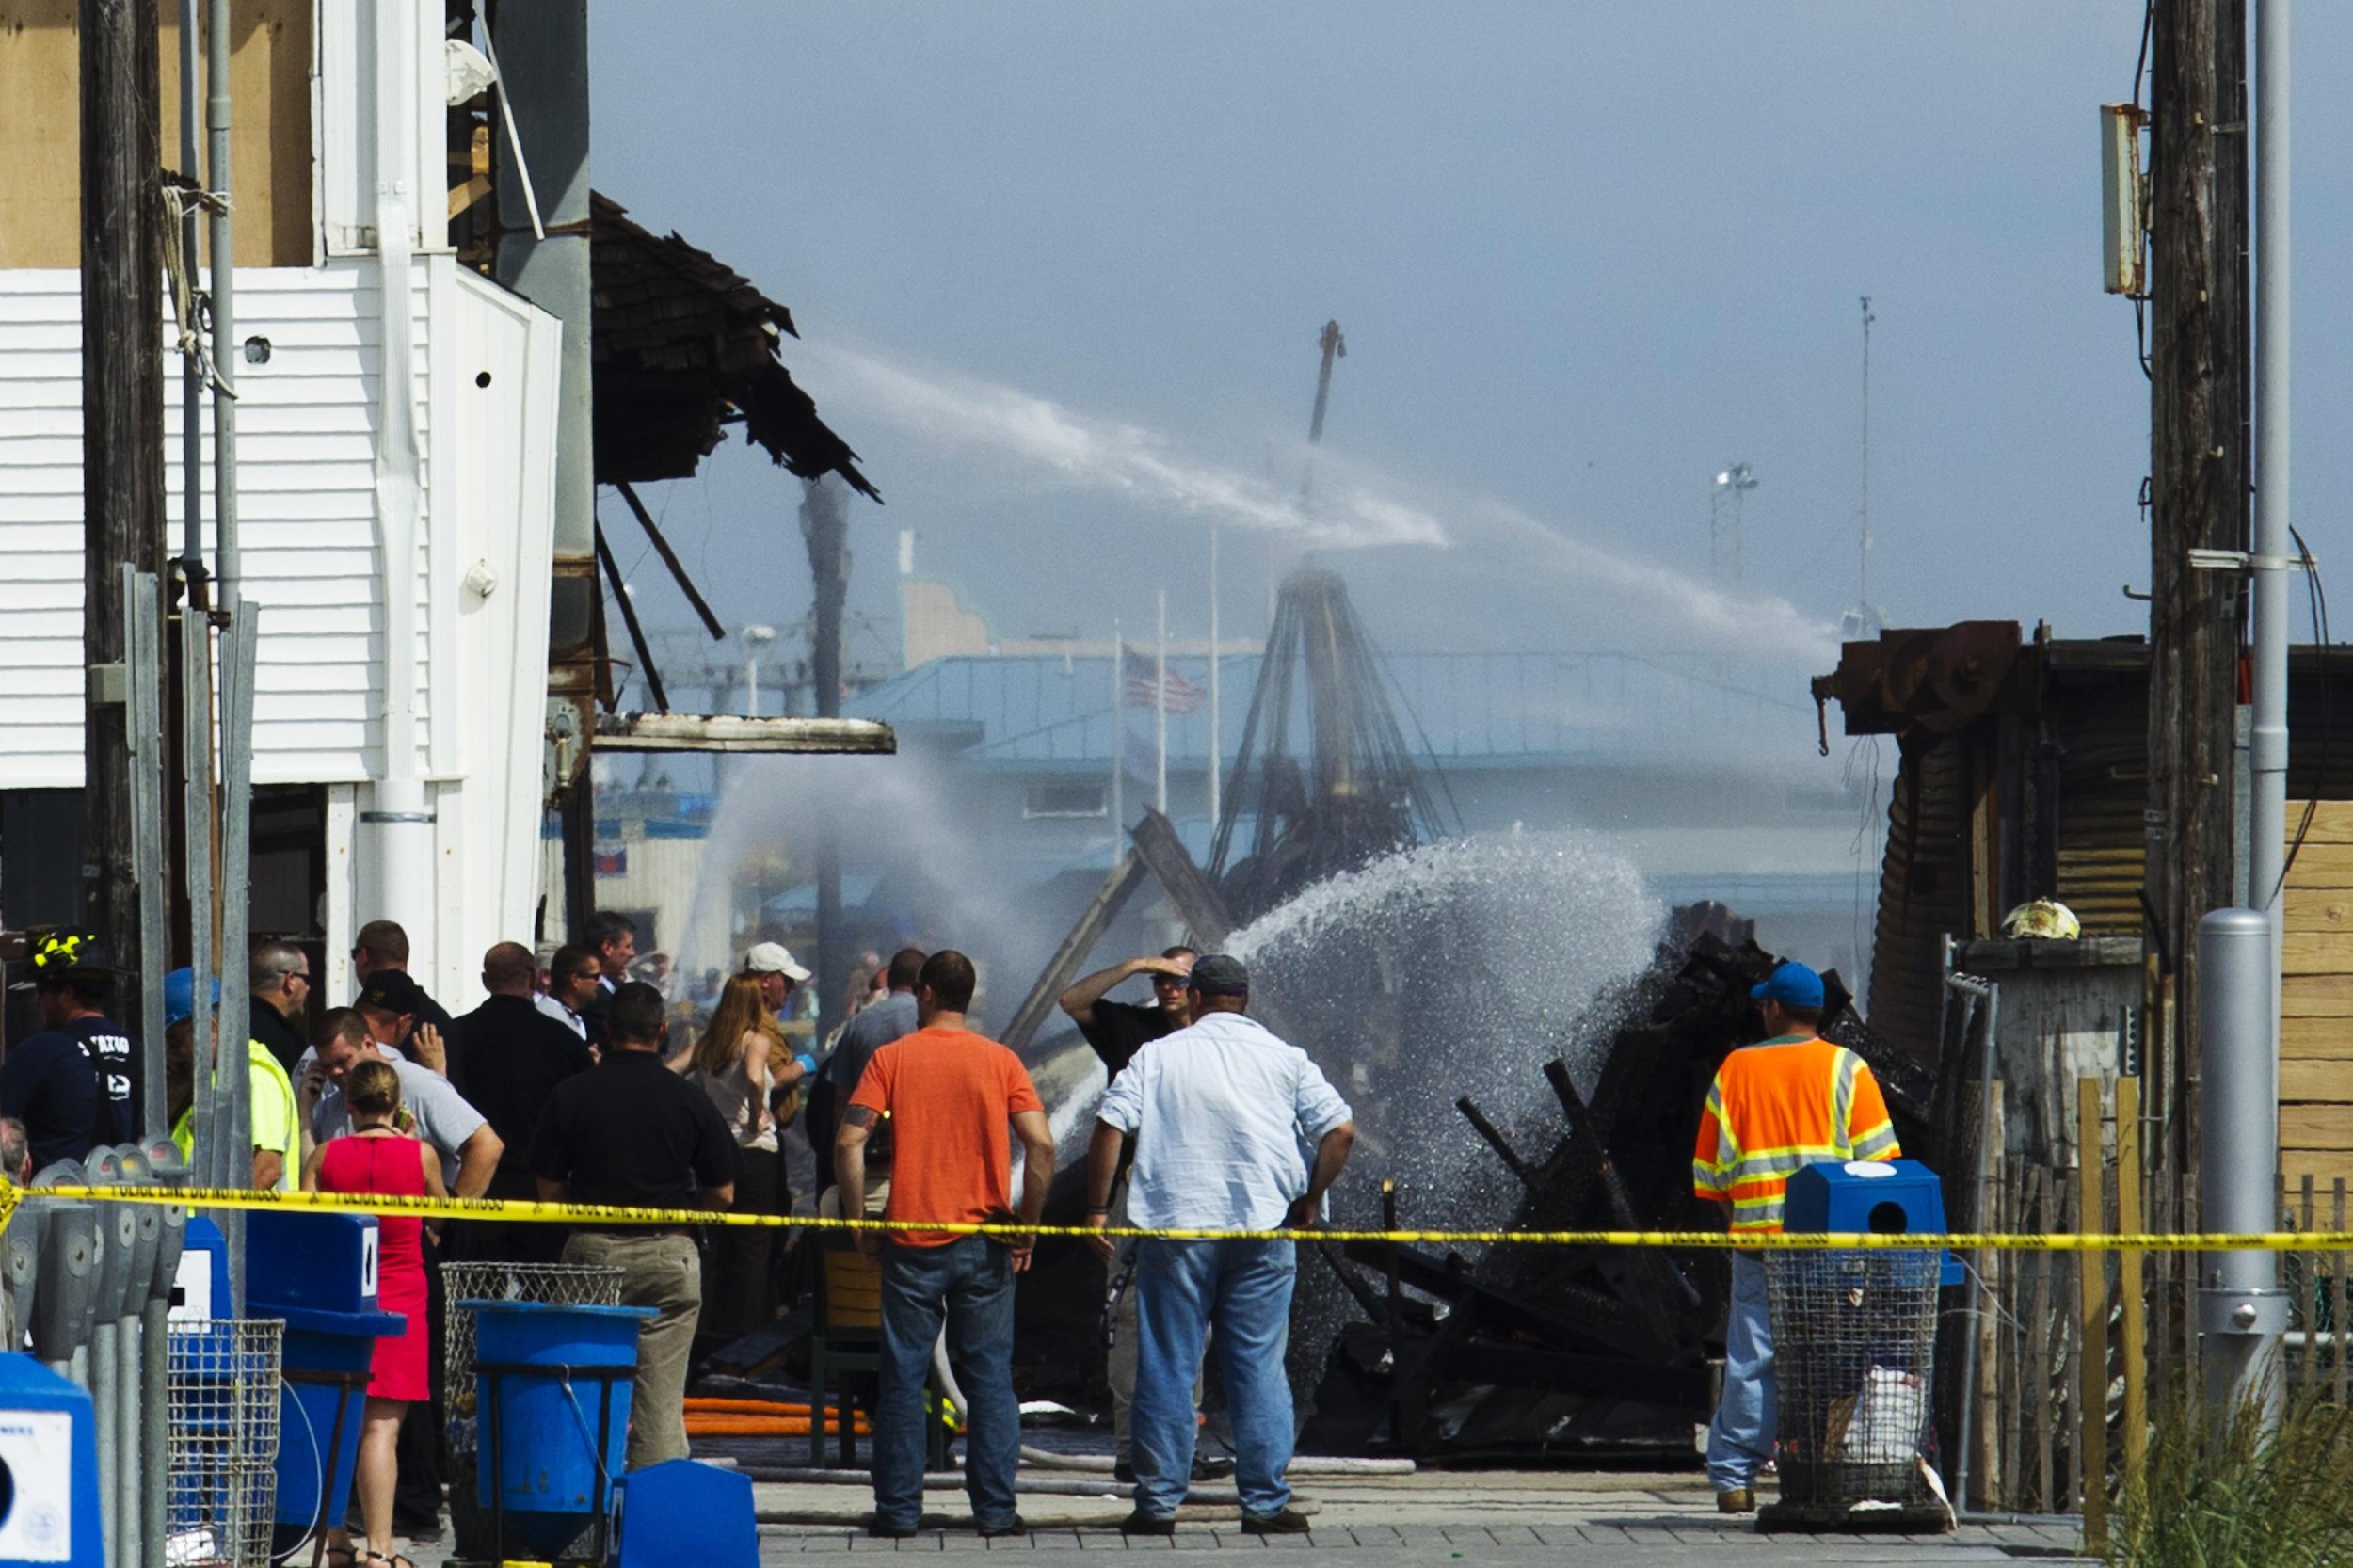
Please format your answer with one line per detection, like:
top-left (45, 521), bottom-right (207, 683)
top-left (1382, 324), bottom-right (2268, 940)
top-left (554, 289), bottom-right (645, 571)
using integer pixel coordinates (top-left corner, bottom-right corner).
top-left (1692, 961), bottom-right (1900, 1514)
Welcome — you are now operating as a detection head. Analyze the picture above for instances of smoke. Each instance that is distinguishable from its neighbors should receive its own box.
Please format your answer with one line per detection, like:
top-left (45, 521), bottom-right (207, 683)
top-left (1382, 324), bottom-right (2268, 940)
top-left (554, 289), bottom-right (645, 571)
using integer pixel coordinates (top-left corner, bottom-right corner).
top-left (796, 341), bottom-right (1836, 665)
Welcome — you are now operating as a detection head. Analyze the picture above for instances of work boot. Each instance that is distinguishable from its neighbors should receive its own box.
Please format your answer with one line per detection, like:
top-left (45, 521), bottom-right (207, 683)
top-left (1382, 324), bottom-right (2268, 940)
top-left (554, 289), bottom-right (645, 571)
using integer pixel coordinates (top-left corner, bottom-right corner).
top-left (868, 1519), bottom-right (920, 1539)
top-left (1241, 1509), bottom-right (1313, 1535)
top-left (1716, 1487), bottom-right (1756, 1515)
top-left (977, 1515), bottom-right (1029, 1539)
top-left (1119, 1511), bottom-right (1176, 1536)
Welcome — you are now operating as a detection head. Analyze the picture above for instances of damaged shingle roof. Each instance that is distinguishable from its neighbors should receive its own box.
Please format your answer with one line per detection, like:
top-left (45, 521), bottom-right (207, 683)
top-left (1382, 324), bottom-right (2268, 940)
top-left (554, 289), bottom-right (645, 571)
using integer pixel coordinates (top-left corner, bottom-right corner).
top-left (591, 192), bottom-right (879, 501)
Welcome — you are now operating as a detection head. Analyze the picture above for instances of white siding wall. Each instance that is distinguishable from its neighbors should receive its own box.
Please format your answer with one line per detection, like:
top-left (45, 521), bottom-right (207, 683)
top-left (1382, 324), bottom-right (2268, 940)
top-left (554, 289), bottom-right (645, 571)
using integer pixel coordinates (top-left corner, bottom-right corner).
top-left (0, 260), bottom-right (560, 1012)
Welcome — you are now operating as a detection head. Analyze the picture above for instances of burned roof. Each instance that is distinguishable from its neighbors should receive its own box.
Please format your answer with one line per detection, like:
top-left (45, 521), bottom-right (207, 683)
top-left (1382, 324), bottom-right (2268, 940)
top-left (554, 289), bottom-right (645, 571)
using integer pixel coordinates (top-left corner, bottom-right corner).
top-left (591, 192), bottom-right (879, 501)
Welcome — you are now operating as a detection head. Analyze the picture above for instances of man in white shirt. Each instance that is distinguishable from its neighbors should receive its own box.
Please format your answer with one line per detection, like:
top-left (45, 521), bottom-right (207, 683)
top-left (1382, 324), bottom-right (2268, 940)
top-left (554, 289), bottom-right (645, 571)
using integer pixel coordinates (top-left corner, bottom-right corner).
top-left (1085, 955), bottom-right (1354, 1537)
top-left (536, 944), bottom-right (600, 1042)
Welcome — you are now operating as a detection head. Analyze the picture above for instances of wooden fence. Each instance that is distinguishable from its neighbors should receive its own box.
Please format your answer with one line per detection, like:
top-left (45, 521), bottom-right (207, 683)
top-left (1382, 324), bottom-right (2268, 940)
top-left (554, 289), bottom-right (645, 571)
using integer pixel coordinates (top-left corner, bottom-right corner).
top-left (1966, 1072), bottom-right (2346, 1553)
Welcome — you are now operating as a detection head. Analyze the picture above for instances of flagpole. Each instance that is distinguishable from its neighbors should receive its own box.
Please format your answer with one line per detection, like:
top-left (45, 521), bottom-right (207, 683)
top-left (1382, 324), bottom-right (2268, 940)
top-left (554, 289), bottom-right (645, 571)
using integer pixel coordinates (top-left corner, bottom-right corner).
top-left (1155, 590), bottom-right (1169, 816)
top-left (1111, 620), bottom-right (1124, 868)
top-left (1208, 524), bottom-right (1222, 835)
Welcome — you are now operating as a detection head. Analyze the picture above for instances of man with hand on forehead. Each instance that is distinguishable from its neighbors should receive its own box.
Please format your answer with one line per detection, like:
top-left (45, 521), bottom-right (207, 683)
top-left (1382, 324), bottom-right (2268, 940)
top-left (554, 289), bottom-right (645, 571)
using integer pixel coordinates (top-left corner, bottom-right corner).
top-left (1059, 946), bottom-right (1196, 1075)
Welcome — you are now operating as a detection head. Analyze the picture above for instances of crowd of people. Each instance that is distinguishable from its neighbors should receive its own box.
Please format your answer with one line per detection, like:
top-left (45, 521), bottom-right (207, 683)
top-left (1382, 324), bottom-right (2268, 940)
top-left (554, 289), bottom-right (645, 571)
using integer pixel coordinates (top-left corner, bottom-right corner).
top-left (0, 914), bottom-right (1363, 1541)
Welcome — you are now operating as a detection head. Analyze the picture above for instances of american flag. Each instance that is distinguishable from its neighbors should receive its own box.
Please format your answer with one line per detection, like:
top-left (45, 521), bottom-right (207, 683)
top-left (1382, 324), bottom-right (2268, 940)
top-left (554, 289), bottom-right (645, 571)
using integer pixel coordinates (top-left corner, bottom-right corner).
top-left (1122, 649), bottom-right (1204, 713)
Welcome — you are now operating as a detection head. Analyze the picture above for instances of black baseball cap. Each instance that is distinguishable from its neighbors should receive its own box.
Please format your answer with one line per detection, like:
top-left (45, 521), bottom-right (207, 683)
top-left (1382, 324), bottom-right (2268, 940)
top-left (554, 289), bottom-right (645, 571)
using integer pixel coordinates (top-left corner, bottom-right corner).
top-left (1186, 954), bottom-right (1250, 997)
top-left (358, 969), bottom-right (426, 1015)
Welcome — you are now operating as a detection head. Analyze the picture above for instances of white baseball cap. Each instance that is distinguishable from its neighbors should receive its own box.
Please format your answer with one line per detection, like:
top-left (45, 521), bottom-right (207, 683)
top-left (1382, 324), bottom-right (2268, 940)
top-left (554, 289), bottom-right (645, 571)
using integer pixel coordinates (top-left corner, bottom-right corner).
top-left (743, 941), bottom-right (812, 984)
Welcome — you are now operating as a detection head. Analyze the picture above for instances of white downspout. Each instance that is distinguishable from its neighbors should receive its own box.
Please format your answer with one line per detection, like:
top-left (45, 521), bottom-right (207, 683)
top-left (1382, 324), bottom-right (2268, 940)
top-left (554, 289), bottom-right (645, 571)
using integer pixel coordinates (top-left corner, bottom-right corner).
top-left (365, 0), bottom-right (433, 960)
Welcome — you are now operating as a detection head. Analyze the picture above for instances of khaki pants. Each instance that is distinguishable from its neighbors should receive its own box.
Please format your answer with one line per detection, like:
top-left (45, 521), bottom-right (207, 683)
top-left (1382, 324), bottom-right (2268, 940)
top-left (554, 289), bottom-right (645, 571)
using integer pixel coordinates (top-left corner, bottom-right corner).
top-left (815, 1166), bottom-right (891, 1221)
top-left (562, 1231), bottom-right (700, 1469)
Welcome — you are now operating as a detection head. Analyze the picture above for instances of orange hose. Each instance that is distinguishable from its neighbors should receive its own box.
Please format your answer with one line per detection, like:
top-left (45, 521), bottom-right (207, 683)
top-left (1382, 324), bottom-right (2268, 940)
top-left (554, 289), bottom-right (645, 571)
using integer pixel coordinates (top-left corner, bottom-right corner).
top-left (683, 1397), bottom-right (822, 1416)
top-left (682, 1414), bottom-right (870, 1437)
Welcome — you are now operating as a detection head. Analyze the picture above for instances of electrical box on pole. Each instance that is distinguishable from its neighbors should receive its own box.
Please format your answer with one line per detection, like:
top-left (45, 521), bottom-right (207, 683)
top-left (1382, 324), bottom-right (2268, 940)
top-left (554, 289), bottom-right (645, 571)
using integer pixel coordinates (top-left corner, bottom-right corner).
top-left (2101, 104), bottom-right (2148, 297)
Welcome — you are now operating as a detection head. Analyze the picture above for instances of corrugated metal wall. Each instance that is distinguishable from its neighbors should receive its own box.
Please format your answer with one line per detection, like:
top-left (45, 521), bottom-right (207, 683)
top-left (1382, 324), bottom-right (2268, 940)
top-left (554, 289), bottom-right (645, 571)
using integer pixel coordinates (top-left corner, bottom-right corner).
top-left (1866, 737), bottom-right (1968, 1059)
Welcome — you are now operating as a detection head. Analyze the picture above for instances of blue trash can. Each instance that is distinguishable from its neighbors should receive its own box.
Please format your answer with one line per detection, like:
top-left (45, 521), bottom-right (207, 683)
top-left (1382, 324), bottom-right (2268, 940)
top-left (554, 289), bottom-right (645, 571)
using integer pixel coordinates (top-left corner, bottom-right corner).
top-left (0, 1353), bottom-right (105, 1568)
top-left (246, 1211), bottom-right (405, 1544)
top-left (464, 1300), bottom-right (656, 1560)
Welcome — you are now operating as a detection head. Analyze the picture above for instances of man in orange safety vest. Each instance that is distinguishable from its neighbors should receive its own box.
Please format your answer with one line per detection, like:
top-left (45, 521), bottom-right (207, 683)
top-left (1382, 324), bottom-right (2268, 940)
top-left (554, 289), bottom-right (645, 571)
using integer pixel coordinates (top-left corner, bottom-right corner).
top-left (1691, 960), bottom-right (1900, 1514)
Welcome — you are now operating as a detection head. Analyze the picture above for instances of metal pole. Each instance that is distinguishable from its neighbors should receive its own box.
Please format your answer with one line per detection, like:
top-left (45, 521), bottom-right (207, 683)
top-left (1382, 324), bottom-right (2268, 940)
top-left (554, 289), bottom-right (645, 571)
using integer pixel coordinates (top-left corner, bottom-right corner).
top-left (183, 605), bottom-right (217, 1191)
top-left (1208, 525), bottom-right (1222, 834)
top-left (176, 0), bottom-right (203, 590)
top-left (2199, 908), bottom-right (2287, 1421)
top-left (1155, 591), bottom-right (1168, 816)
top-left (117, 1310), bottom-right (140, 1568)
top-left (2249, 0), bottom-right (2291, 984)
top-left (92, 1318), bottom-right (118, 1568)
top-left (142, 1294), bottom-right (168, 1567)
top-left (204, 0), bottom-right (237, 600)
top-left (128, 568), bottom-right (169, 1136)
top-left (1110, 623), bottom-right (1124, 866)
top-left (1945, 971), bottom-right (1999, 1510)
top-left (221, 606), bottom-right (258, 1297)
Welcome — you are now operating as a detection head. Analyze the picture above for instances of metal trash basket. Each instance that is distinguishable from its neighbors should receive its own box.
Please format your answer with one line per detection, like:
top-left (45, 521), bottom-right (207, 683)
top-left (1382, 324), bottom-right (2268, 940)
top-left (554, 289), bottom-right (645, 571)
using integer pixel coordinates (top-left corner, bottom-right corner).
top-left (167, 1318), bottom-right (283, 1568)
top-left (443, 1263), bottom-right (625, 1563)
top-left (442, 1263), bottom-right (626, 1459)
top-left (1761, 1248), bottom-right (1944, 1525)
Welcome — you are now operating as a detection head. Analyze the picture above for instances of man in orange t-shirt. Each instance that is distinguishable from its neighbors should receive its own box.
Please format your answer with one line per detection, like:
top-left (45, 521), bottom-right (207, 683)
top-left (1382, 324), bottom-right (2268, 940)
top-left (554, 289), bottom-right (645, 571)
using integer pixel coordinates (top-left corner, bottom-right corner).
top-left (839, 951), bottom-right (1055, 1540)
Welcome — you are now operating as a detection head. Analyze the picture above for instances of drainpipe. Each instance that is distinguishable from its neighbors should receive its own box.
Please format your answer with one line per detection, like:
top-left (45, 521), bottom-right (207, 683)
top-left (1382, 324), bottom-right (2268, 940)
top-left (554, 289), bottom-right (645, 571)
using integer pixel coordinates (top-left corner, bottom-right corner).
top-left (489, 1), bottom-right (597, 923)
top-left (204, 0), bottom-right (237, 600)
top-left (365, 0), bottom-right (433, 953)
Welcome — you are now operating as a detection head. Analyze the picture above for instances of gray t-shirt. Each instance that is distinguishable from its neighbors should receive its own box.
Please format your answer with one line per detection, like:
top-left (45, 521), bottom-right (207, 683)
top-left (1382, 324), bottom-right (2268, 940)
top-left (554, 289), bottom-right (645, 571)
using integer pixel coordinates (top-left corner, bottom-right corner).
top-left (309, 1048), bottom-right (490, 1175)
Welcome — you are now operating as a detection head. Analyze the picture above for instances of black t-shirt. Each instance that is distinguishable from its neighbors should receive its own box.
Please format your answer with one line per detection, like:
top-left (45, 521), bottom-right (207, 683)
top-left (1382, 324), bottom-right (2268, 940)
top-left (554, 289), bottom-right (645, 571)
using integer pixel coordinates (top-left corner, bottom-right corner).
top-left (68, 1014), bottom-right (137, 1139)
top-left (529, 1048), bottom-right (738, 1212)
top-left (0, 1021), bottom-right (132, 1172)
top-left (451, 994), bottom-right (594, 1191)
top-left (1076, 1000), bottom-right (1178, 1078)
top-left (251, 1000), bottom-right (310, 1076)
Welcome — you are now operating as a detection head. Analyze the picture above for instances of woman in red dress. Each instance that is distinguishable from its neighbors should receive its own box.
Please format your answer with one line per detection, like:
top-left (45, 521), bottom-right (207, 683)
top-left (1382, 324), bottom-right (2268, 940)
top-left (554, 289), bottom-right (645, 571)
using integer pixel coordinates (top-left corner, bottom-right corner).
top-left (304, 1057), bottom-right (446, 1568)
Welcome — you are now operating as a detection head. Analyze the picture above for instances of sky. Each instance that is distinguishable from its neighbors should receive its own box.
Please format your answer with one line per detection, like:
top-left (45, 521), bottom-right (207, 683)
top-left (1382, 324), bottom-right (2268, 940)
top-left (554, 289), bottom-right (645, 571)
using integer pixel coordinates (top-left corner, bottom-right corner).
top-left (587, 3), bottom-right (2353, 701)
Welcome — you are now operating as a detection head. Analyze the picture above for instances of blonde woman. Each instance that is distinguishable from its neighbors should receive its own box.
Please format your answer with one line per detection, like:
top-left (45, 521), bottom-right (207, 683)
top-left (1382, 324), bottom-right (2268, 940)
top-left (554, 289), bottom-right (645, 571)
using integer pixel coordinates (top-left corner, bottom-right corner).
top-left (673, 975), bottom-right (800, 1339)
top-left (304, 1057), bottom-right (445, 1568)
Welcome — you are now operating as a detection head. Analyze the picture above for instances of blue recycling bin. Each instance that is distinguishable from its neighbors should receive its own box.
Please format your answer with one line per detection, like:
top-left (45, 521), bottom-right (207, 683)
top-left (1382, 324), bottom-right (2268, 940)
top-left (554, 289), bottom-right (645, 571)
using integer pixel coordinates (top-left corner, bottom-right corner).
top-left (1782, 1157), bottom-right (1964, 1286)
top-left (611, 1460), bottom-right (758, 1568)
top-left (464, 1300), bottom-right (656, 1559)
top-left (246, 1211), bottom-right (405, 1541)
top-left (0, 1353), bottom-right (105, 1568)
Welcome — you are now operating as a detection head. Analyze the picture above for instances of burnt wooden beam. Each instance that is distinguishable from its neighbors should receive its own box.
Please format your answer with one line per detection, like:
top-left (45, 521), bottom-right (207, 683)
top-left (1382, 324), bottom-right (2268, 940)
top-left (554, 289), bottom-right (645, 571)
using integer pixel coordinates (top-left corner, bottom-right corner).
top-left (999, 855), bottom-right (1151, 1054)
top-left (613, 479), bottom-right (727, 641)
top-left (1129, 808), bottom-right (1234, 950)
top-left (1456, 1096), bottom-right (1539, 1190)
top-left (594, 522), bottom-right (668, 712)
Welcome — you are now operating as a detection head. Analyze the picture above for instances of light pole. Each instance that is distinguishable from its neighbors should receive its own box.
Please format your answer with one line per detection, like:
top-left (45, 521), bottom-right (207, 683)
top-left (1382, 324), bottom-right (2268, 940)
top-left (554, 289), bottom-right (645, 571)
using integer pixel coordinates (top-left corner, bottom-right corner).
top-left (742, 624), bottom-right (776, 717)
top-left (1710, 463), bottom-right (1756, 584)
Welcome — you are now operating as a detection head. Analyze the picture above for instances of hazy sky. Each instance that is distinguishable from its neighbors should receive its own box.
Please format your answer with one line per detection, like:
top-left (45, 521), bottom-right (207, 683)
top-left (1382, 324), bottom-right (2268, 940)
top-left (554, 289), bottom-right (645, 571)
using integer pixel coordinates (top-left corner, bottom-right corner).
top-left (587, 4), bottom-right (2353, 695)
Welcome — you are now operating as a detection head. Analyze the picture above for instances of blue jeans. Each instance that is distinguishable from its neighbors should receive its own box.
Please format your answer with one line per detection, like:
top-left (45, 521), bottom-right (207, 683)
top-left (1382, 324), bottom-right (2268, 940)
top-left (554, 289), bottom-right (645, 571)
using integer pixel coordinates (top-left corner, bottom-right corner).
top-left (876, 1237), bottom-right (1019, 1531)
top-left (1132, 1238), bottom-right (1297, 1520)
top-left (1706, 1249), bottom-right (1776, 1491)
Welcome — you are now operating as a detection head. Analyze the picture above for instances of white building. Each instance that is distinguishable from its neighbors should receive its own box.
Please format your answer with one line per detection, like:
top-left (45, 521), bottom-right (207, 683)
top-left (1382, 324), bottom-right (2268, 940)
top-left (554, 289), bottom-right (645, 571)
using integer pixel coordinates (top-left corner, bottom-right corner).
top-left (0, 7), bottom-right (560, 1008)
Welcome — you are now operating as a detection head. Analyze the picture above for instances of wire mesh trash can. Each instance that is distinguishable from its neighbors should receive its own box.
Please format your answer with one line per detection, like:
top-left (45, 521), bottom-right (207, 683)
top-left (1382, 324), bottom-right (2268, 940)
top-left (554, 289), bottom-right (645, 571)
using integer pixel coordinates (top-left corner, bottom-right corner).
top-left (443, 1263), bottom-right (625, 1562)
top-left (167, 1318), bottom-right (283, 1568)
top-left (1759, 1248), bottom-right (1949, 1531)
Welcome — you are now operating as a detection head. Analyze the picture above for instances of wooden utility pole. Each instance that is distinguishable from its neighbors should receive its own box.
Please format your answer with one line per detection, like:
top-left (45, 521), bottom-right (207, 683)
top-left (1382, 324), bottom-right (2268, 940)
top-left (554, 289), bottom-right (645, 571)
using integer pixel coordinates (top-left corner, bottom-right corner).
top-left (2145, 0), bottom-right (2250, 1192)
top-left (80, 0), bottom-right (166, 1010)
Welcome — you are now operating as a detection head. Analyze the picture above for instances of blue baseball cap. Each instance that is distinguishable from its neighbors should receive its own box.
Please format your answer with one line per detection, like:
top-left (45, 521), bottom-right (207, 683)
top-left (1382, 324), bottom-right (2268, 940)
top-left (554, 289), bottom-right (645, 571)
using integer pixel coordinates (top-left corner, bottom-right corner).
top-left (164, 967), bottom-right (222, 1029)
top-left (1750, 961), bottom-right (1825, 1011)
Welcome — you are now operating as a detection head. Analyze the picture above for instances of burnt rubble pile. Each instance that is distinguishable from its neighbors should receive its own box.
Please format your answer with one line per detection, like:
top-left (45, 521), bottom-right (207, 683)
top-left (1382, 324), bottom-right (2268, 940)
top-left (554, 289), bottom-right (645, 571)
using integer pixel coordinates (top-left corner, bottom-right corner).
top-left (1298, 930), bottom-right (1931, 1462)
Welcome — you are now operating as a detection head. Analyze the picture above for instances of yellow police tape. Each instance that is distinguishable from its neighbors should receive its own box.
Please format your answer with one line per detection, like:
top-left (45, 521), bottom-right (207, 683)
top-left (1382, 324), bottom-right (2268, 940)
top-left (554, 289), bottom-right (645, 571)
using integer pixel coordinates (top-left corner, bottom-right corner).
top-left (0, 1181), bottom-right (2341, 1252)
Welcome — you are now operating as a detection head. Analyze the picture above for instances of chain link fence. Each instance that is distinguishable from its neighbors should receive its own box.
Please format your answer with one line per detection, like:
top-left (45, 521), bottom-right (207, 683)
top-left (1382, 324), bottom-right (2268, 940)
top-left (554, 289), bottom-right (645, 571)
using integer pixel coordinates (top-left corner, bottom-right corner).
top-left (167, 1318), bottom-right (283, 1568)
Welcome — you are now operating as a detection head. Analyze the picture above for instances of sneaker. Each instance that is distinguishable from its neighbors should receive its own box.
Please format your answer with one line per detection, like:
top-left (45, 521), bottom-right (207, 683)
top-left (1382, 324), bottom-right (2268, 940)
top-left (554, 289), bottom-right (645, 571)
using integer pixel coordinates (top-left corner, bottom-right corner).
top-left (1716, 1487), bottom-right (1755, 1514)
top-left (869, 1519), bottom-right (920, 1539)
top-left (1192, 1453), bottom-right (1236, 1482)
top-left (1119, 1511), bottom-right (1176, 1536)
top-left (977, 1515), bottom-right (1028, 1539)
top-left (1241, 1509), bottom-right (1312, 1535)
